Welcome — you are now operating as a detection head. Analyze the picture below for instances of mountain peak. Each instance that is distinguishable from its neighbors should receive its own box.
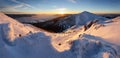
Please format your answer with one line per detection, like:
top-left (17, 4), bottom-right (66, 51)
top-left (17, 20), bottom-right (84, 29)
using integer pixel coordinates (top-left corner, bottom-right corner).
top-left (80, 11), bottom-right (94, 15)
top-left (82, 11), bottom-right (90, 13)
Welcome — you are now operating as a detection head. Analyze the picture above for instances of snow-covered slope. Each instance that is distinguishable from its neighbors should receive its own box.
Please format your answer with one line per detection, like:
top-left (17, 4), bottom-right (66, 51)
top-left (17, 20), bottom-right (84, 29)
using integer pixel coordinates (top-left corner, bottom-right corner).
top-left (85, 16), bottom-right (120, 45)
top-left (0, 12), bottom-right (37, 38)
top-left (70, 34), bottom-right (120, 58)
top-left (0, 12), bottom-right (120, 58)
top-left (71, 11), bottom-right (108, 27)
top-left (50, 16), bottom-right (120, 58)
top-left (0, 12), bottom-right (75, 58)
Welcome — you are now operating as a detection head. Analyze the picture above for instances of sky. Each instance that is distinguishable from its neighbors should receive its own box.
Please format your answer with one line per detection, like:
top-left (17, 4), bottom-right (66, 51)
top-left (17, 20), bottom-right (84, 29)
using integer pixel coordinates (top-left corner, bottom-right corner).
top-left (0, 0), bottom-right (120, 14)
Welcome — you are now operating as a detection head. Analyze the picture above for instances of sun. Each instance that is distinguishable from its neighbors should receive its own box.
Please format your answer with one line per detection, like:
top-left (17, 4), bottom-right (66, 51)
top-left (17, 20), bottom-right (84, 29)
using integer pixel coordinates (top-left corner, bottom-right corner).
top-left (59, 11), bottom-right (65, 14)
top-left (56, 8), bottom-right (67, 14)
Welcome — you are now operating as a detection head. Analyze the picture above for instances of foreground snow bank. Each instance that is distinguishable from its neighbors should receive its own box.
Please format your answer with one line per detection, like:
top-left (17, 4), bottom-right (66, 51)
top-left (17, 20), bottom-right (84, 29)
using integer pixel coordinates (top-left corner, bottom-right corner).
top-left (0, 32), bottom-right (75, 58)
top-left (0, 23), bottom-right (15, 45)
top-left (0, 12), bottom-right (75, 58)
top-left (70, 34), bottom-right (120, 58)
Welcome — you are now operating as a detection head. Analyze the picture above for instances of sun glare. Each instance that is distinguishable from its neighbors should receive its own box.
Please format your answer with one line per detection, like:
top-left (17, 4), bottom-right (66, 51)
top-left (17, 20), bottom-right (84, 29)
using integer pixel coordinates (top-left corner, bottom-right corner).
top-left (59, 11), bottom-right (65, 14)
top-left (56, 8), bottom-right (67, 14)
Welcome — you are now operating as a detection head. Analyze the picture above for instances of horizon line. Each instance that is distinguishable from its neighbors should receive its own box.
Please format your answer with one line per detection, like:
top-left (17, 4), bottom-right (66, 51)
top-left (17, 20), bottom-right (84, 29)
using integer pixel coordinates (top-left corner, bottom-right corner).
top-left (2, 11), bottom-right (120, 15)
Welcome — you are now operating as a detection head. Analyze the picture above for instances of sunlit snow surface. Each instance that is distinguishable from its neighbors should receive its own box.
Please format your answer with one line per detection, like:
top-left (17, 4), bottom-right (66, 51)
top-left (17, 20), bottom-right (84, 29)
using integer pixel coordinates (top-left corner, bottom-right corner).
top-left (0, 12), bottom-right (120, 58)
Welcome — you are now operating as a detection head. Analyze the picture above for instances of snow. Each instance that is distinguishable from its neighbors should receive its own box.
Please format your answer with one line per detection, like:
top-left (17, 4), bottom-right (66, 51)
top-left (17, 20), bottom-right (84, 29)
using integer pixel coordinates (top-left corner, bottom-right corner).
top-left (85, 16), bottom-right (120, 45)
top-left (1, 23), bottom-right (15, 45)
top-left (70, 34), bottom-right (120, 58)
top-left (74, 11), bottom-right (109, 27)
top-left (0, 12), bottom-right (38, 38)
top-left (0, 12), bottom-right (120, 58)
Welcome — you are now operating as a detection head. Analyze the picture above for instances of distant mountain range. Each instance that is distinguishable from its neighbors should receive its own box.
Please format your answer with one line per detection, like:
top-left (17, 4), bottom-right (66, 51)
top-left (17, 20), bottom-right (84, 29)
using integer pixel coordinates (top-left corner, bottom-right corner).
top-left (32, 11), bottom-right (109, 32)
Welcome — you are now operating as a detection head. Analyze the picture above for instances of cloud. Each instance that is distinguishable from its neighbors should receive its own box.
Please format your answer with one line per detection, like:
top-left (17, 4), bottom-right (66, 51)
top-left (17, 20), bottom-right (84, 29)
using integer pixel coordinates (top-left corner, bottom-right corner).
top-left (68, 0), bottom-right (77, 3)
top-left (0, 0), bottom-right (36, 12)
top-left (11, 0), bottom-right (35, 9)
top-left (0, 4), bottom-right (31, 12)
top-left (0, 7), bottom-right (16, 12)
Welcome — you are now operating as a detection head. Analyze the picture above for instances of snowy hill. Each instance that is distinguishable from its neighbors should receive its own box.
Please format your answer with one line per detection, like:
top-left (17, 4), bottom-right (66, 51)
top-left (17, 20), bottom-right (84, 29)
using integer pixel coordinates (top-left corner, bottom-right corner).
top-left (32, 11), bottom-right (109, 32)
top-left (70, 16), bottom-right (120, 58)
top-left (0, 12), bottom-right (40, 45)
top-left (85, 16), bottom-right (120, 45)
top-left (0, 12), bottom-right (120, 58)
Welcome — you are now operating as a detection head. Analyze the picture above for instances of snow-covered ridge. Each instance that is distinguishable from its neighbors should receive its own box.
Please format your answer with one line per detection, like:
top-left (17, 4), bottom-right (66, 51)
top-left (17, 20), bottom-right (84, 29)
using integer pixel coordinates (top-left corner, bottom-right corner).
top-left (0, 12), bottom-right (38, 43)
top-left (74, 11), bottom-right (108, 26)
top-left (33, 11), bottom-right (109, 32)
top-left (85, 16), bottom-right (120, 45)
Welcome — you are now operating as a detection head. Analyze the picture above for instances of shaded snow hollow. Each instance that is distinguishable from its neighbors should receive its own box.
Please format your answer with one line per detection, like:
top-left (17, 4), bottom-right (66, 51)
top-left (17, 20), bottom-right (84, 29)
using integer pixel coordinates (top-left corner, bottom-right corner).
top-left (0, 12), bottom-right (120, 58)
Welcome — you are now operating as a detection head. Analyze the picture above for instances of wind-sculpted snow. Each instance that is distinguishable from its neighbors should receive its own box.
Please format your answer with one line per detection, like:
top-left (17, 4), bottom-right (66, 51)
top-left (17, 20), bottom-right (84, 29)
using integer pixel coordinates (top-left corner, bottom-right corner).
top-left (0, 32), bottom-right (75, 58)
top-left (70, 34), bottom-right (120, 58)
top-left (0, 23), bottom-right (15, 46)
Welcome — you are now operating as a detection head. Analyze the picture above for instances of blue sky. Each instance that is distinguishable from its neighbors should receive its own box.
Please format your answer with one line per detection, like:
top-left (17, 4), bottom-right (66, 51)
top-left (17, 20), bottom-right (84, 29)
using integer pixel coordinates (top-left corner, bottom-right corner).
top-left (0, 0), bottom-right (120, 14)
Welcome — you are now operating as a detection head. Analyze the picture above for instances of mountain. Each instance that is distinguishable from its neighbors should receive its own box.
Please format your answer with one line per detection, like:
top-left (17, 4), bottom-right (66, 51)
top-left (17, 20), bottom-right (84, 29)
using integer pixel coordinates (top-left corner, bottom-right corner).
top-left (32, 11), bottom-right (109, 32)
top-left (0, 12), bottom-right (120, 58)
